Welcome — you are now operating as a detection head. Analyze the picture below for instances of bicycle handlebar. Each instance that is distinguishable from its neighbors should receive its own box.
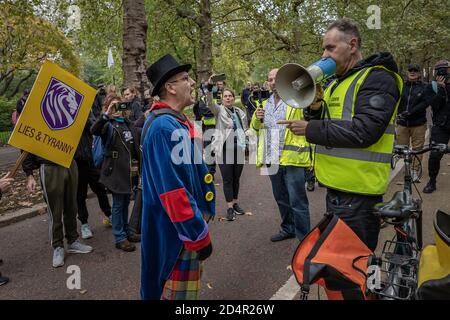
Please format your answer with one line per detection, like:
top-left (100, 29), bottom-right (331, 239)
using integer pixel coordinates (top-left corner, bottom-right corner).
top-left (393, 144), bottom-right (450, 157)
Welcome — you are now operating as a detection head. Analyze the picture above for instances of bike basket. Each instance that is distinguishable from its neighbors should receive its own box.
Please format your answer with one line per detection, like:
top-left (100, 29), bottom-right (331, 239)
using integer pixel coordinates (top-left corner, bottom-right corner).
top-left (292, 214), bottom-right (375, 300)
top-left (417, 210), bottom-right (450, 299)
top-left (372, 240), bottom-right (419, 300)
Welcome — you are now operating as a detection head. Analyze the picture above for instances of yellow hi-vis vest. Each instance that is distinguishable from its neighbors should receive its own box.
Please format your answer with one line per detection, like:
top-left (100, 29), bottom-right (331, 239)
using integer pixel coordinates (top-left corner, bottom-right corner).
top-left (250, 99), bottom-right (311, 168)
top-left (315, 66), bottom-right (403, 195)
top-left (202, 97), bottom-right (216, 126)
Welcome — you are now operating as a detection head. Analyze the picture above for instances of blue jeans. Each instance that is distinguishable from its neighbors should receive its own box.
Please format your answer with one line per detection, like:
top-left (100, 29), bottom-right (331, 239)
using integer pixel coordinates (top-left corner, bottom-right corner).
top-left (268, 165), bottom-right (310, 240)
top-left (111, 193), bottom-right (131, 244)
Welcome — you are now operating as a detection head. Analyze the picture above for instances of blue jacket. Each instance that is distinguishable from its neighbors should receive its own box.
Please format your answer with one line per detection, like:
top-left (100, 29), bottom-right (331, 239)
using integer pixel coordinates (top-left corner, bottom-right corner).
top-left (140, 110), bottom-right (215, 299)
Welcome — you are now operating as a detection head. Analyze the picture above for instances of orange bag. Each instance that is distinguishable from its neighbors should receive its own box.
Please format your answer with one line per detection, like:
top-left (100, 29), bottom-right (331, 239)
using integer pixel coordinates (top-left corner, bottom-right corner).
top-left (292, 214), bottom-right (375, 300)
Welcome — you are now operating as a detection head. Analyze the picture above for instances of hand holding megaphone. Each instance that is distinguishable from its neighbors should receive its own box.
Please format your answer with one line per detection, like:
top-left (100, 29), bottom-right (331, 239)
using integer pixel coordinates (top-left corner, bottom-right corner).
top-left (255, 108), bottom-right (265, 120)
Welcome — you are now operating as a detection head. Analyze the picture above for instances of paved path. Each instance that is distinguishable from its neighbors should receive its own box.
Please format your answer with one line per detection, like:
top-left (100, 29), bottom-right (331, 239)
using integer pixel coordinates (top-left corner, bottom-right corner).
top-left (1, 154), bottom-right (449, 300)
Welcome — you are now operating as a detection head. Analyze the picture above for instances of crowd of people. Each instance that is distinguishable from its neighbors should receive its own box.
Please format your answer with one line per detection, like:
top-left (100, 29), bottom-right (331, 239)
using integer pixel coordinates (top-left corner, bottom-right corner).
top-left (1, 17), bottom-right (449, 301)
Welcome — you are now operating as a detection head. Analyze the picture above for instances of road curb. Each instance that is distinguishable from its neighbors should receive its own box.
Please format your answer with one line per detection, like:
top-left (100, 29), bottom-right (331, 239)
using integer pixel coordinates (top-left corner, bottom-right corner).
top-left (0, 192), bottom-right (97, 228)
top-left (0, 203), bottom-right (47, 228)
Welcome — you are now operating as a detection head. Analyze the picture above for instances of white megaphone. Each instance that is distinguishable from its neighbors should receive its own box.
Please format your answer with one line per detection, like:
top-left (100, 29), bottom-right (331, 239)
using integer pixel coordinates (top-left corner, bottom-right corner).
top-left (275, 58), bottom-right (336, 109)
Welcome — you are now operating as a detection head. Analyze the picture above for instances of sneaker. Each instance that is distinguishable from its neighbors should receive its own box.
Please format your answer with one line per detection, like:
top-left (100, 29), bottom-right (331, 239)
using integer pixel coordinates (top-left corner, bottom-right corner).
top-left (52, 247), bottom-right (65, 268)
top-left (115, 240), bottom-right (136, 252)
top-left (0, 274), bottom-right (9, 286)
top-left (270, 232), bottom-right (295, 242)
top-left (81, 224), bottom-right (93, 239)
top-left (67, 240), bottom-right (93, 254)
top-left (102, 217), bottom-right (112, 227)
top-left (233, 203), bottom-right (245, 215)
top-left (306, 180), bottom-right (315, 192)
top-left (226, 208), bottom-right (236, 221)
top-left (423, 180), bottom-right (436, 194)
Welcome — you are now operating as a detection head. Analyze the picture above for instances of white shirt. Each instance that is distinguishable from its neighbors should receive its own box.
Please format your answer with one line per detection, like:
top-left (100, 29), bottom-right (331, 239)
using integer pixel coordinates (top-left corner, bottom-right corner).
top-left (262, 94), bottom-right (287, 164)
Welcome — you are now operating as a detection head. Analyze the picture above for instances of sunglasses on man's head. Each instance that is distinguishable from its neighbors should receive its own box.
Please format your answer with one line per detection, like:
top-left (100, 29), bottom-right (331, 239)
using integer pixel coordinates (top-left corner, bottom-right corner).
top-left (408, 69), bottom-right (419, 72)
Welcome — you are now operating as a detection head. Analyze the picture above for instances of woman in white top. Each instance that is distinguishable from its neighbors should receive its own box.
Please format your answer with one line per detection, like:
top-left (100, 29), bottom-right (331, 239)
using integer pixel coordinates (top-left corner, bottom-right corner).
top-left (206, 83), bottom-right (248, 222)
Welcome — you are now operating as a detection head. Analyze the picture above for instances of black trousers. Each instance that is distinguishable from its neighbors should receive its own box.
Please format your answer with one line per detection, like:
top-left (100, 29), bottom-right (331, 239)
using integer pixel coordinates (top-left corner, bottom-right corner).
top-left (76, 159), bottom-right (111, 224)
top-left (326, 188), bottom-right (381, 251)
top-left (218, 143), bottom-right (244, 203)
top-left (427, 125), bottom-right (450, 181)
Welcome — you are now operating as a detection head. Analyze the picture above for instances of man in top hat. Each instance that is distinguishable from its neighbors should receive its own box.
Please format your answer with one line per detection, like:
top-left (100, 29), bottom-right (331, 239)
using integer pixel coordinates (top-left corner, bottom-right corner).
top-left (396, 63), bottom-right (434, 182)
top-left (140, 54), bottom-right (216, 300)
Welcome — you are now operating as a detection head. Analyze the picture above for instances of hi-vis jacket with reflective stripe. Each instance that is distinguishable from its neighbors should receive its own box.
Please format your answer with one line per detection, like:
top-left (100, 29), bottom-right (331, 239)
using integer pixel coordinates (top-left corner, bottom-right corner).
top-left (201, 96), bottom-right (216, 126)
top-left (250, 98), bottom-right (312, 168)
top-left (314, 66), bottom-right (403, 195)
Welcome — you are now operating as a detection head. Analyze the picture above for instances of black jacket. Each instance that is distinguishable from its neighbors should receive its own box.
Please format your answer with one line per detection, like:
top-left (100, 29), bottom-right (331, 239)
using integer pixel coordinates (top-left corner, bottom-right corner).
top-left (91, 91), bottom-right (107, 119)
top-left (195, 97), bottom-right (214, 122)
top-left (306, 52), bottom-right (401, 148)
top-left (16, 96), bottom-right (27, 115)
top-left (397, 80), bottom-right (434, 127)
top-left (129, 98), bottom-right (144, 122)
top-left (430, 83), bottom-right (450, 129)
top-left (91, 114), bottom-right (140, 194)
top-left (22, 153), bottom-right (62, 177)
top-left (74, 113), bottom-right (96, 164)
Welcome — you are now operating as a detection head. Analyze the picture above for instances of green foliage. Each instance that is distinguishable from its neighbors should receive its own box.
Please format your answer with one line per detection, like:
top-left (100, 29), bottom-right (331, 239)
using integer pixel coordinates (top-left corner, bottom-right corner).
top-left (2, 0), bottom-right (449, 100)
top-left (0, 95), bottom-right (19, 132)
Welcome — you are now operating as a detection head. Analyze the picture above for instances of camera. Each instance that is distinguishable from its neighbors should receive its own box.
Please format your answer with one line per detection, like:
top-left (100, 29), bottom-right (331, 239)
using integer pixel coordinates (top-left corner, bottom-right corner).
top-left (211, 73), bottom-right (226, 83)
top-left (114, 101), bottom-right (132, 111)
top-left (252, 90), bottom-right (270, 101)
top-left (436, 67), bottom-right (449, 81)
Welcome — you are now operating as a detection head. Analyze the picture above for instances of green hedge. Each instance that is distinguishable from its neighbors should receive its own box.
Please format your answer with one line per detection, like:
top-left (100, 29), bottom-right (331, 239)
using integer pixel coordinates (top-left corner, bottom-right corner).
top-left (0, 95), bottom-right (18, 132)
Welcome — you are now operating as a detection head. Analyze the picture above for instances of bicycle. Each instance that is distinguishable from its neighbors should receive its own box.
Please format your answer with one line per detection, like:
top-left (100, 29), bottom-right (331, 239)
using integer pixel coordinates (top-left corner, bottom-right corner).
top-left (368, 143), bottom-right (450, 300)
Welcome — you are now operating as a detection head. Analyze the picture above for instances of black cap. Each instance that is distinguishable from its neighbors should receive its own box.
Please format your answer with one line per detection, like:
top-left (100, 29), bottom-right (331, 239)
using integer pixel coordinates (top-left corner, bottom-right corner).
top-left (407, 63), bottom-right (420, 71)
top-left (146, 54), bottom-right (192, 97)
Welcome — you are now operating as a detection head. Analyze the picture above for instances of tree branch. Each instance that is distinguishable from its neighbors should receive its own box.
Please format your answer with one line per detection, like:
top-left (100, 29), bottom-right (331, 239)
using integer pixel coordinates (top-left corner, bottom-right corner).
top-left (8, 70), bottom-right (35, 98)
top-left (164, 0), bottom-right (203, 27)
top-left (213, 18), bottom-right (249, 28)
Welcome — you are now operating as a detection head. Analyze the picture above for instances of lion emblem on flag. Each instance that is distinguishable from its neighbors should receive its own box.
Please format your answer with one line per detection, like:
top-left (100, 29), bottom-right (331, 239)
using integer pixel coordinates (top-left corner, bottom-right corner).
top-left (41, 78), bottom-right (84, 130)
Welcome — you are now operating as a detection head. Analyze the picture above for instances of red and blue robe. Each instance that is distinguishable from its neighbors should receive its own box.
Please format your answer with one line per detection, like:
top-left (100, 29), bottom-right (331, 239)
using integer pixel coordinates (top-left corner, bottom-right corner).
top-left (140, 102), bottom-right (215, 300)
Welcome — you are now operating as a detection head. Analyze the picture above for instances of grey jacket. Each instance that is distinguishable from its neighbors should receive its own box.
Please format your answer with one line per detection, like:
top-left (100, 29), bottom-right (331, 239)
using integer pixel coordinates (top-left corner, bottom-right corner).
top-left (206, 94), bottom-right (248, 155)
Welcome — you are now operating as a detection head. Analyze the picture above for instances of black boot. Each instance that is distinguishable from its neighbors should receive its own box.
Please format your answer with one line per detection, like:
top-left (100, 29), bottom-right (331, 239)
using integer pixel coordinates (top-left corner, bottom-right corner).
top-left (423, 180), bottom-right (436, 193)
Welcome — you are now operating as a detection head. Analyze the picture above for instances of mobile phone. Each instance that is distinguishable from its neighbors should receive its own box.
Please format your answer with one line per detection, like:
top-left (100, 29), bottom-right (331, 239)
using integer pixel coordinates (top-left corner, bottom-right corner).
top-left (211, 73), bottom-right (226, 83)
top-left (114, 101), bottom-right (132, 111)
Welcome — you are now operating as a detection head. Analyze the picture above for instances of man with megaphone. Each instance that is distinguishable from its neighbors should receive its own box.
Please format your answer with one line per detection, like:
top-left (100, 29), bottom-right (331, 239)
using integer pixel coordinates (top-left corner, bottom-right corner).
top-left (278, 18), bottom-right (403, 251)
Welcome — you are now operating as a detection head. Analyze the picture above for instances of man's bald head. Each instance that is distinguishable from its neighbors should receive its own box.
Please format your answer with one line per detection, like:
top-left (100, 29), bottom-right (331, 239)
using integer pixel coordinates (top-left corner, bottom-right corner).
top-left (268, 68), bottom-right (279, 93)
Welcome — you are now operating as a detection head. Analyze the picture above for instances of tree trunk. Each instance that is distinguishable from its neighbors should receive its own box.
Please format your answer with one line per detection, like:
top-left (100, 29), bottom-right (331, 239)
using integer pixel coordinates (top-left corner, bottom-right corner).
top-left (197, 0), bottom-right (213, 83)
top-left (8, 70), bottom-right (34, 98)
top-left (122, 0), bottom-right (151, 98)
top-left (0, 73), bottom-right (14, 96)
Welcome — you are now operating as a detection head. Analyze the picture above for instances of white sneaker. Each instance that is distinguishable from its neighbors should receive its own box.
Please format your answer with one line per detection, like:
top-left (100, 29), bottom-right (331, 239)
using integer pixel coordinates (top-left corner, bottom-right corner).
top-left (81, 224), bottom-right (93, 239)
top-left (67, 240), bottom-right (93, 254)
top-left (52, 247), bottom-right (65, 268)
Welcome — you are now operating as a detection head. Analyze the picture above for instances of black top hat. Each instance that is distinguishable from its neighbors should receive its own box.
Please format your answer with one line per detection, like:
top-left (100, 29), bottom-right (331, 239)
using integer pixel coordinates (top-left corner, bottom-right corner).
top-left (146, 54), bottom-right (192, 97)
